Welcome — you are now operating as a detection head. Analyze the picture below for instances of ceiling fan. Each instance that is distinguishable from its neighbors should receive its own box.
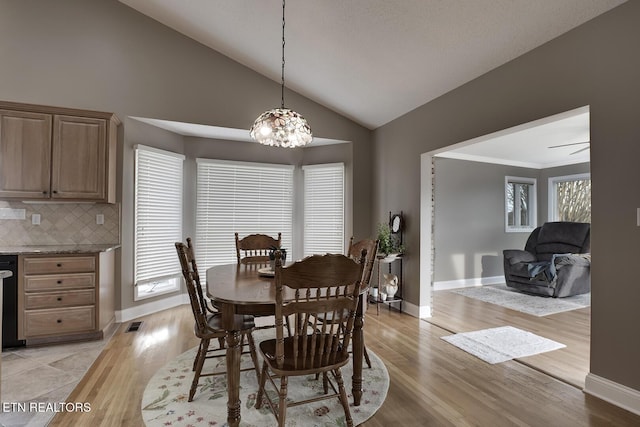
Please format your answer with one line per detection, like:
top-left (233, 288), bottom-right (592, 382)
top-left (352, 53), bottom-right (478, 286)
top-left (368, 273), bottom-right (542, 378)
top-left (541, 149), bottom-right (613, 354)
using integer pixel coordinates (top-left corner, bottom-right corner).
top-left (548, 141), bottom-right (590, 155)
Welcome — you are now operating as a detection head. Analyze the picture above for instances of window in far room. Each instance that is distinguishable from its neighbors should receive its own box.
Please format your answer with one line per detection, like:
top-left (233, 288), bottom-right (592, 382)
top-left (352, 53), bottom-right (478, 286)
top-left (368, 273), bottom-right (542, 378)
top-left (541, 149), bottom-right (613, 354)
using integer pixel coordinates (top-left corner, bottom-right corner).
top-left (549, 173), bottom-right (591, 223)
top-left (505, 176), bottom-right (536, 232)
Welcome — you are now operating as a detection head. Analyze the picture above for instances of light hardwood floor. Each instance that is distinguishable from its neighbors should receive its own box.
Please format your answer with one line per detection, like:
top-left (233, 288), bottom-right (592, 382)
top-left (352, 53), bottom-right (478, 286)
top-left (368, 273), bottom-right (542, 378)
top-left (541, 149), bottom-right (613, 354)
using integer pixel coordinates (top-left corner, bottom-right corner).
top-left (50, 299), bottom-right (640, 426)
top-left (429, 288), bottom-right (591, 388)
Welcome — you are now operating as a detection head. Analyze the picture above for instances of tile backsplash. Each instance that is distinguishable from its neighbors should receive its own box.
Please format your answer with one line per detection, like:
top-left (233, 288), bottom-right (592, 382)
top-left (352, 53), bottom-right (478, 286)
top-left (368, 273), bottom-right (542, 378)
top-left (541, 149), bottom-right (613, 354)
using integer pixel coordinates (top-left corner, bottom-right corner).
top-left (0, 201), bottom-right (120, 246)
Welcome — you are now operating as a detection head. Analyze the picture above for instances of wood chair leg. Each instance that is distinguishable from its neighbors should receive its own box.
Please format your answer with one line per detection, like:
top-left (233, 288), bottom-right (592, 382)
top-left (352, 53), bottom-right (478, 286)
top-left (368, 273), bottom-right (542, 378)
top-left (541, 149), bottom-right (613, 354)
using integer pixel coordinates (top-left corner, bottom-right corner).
top-left (322, 372), bottom-right (329, 394)
top-left (278, 375), bottom-right (289, 427)
top-left (193, 341), bottom-right (204, 371)
top-left (255, 360), bottom-right (269, 409)
top-left (189, 338), bottom-right (209, 401)
top-left (364, 344), bottom-right (372, 368)
top-left (333, 368), bottom-right (353, 427)
top-left (245, 331), bottom-right (261, 383)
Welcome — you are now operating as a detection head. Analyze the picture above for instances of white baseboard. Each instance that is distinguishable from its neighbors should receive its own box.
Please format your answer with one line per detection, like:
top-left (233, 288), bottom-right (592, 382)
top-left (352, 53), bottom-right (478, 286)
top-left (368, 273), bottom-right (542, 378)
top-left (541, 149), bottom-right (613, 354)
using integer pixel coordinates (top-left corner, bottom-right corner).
top-left (434, 275), bottom-right (504, 291)
top-left (400, 300), bottom-right (431, 318)
top-left (584, 373), bottom-right (640, 416)
top-left (116, 293), bottom-right (189, 323)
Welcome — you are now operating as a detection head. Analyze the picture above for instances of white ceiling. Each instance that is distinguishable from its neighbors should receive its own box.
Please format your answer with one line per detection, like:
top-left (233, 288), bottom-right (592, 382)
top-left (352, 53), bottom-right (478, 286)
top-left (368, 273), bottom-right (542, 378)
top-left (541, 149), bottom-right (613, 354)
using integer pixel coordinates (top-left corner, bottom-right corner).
top-left (435, 106), bottom-right (590, 169)
top-left (119, 0), bottom-right (615, 165)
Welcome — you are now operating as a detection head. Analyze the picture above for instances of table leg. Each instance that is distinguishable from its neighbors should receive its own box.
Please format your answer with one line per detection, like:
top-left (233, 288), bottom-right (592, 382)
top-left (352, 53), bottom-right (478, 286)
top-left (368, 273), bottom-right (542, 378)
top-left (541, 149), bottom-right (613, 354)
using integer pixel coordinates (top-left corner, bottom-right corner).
top-left (352, 293), bottom-right (364, 406)
top-left (221, 301), bottom-right (242, 427)
top-left (225, 328), bottom-right (242, 427)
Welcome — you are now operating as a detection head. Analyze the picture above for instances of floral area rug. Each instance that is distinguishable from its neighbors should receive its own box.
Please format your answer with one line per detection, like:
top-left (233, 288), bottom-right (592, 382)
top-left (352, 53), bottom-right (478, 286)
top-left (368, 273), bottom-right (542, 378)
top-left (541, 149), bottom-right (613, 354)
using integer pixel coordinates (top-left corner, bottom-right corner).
top-left (141, 333), bottom-right (389, 426)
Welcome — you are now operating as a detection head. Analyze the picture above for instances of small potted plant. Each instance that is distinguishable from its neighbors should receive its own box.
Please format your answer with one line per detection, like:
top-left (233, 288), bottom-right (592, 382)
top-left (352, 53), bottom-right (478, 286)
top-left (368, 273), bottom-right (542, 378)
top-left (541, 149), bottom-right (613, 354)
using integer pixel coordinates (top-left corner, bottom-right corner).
top-left (377, 222), bottom-right (404, 260)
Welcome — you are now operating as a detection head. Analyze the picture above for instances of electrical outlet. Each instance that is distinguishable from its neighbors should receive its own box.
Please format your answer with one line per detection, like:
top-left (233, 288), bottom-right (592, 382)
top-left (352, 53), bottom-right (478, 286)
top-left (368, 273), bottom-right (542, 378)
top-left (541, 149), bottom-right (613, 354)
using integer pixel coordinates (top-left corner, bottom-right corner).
top-left (32, 214), bottom-right (41, 225)
top-left (96, 214), bottom-right (105, 225)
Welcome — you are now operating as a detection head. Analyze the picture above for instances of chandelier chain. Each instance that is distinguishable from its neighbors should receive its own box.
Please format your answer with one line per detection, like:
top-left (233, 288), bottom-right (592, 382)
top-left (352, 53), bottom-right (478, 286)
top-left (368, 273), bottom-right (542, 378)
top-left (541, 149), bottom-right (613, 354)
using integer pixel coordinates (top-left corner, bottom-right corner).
top-left (281, 0), bottom-right (286, 108)
top-left (249, 0), bottom-right (312, 148)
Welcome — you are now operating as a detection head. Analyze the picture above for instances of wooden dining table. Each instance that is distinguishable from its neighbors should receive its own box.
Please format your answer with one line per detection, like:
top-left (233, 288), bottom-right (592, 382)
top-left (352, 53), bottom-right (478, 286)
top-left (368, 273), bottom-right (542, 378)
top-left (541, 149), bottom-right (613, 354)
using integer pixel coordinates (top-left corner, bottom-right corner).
top-left (206, 263), bottom-right (368, 427)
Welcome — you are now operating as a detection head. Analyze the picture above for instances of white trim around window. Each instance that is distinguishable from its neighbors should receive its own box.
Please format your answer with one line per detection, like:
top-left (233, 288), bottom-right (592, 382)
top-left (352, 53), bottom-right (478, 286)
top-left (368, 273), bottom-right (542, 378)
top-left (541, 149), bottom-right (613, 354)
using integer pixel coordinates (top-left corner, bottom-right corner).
top-left (505, 176), bottom-right (537, 233)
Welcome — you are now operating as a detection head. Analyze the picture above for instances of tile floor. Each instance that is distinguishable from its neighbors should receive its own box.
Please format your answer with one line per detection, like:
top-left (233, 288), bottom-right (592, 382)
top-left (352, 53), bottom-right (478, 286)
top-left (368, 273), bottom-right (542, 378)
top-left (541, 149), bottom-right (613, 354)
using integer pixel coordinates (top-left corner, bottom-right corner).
top-left (0, 331), bottom-right (115, 427)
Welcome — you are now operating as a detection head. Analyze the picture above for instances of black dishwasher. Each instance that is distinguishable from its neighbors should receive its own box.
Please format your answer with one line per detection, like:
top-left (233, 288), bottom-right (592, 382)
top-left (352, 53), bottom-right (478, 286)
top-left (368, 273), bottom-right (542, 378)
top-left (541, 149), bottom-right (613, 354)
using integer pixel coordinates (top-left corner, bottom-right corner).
top-left (1, 255), bottom-right (25, 349)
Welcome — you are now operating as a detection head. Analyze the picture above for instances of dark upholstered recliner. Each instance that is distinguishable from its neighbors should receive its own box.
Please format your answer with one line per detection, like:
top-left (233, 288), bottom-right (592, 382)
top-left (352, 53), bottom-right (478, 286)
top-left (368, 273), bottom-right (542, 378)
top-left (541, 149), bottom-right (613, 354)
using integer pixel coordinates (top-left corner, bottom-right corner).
top-left (503, 222), bottom-right (591, 297)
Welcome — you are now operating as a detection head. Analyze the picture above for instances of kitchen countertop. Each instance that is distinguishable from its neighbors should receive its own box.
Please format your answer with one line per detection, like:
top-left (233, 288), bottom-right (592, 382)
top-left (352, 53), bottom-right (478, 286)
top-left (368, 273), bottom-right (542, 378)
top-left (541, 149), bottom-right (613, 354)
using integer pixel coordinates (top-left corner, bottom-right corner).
top-left (0, 244), bottom-right (121, 255)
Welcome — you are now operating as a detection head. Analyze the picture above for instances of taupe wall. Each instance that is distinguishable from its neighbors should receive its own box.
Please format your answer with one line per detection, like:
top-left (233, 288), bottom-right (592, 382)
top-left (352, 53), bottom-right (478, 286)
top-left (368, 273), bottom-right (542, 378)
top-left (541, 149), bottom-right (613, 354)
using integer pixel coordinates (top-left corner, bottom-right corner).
top-left (0, 0), bottom-right (372, 312)
top-left (434, 159), bottom-right (590, 282)
top-left (374, 1), bottom-right (640, 391)
top-left (433, 158), bottom-right (535, 282)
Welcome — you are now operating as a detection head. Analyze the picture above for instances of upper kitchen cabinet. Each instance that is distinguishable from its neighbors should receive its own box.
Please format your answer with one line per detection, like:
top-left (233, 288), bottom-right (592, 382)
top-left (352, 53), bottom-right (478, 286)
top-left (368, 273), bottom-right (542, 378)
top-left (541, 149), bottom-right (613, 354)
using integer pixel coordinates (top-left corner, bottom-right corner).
top-left (0, 110), bottom-right (52, 199)
top-left (0, 101), bottom-right (119, 203)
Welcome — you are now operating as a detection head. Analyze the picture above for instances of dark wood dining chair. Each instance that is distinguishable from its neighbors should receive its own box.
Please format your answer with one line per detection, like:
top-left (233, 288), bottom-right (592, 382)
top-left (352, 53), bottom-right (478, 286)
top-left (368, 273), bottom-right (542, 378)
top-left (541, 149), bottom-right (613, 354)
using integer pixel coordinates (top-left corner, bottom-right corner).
top-left (347, 237), bottom-right (379, 368)
top-left (235, 232), bottom-right (282, 265)
top-left (348, 237), bottom-right (379, 292)
top-left (235, 232), bottom-right (288, 332)
top-left (175, 238), bottom-right (260, 401)
top-left (311, 237), bottom-right (379, 375)
top-left (255, 250), bottom-right (367, 427)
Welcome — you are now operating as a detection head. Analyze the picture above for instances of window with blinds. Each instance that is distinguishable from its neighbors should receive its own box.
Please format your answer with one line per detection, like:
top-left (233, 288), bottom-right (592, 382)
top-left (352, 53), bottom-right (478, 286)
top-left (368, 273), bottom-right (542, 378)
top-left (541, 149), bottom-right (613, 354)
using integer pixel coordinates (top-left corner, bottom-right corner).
top-left (134, 145), bottom-right (184, 300)
top-left (195, 159), bottom-right (294, 270)
top-left (303, 163), bottom-right (345, 256)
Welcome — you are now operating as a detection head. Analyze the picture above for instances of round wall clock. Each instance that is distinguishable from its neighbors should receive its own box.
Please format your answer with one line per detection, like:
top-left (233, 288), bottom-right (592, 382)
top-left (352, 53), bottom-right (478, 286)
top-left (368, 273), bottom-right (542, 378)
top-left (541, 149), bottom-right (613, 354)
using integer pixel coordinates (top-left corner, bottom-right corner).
top-left (390, 214), bottom-right (402, 233)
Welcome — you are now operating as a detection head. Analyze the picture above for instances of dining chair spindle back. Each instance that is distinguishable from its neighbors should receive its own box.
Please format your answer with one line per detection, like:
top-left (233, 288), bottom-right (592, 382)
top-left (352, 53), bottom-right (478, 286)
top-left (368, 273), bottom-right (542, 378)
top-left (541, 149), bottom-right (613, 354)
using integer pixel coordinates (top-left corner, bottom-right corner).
top-left (235, 232), bottom-right (282, 265)
top-left (255, 250), bottom-right (367, 427)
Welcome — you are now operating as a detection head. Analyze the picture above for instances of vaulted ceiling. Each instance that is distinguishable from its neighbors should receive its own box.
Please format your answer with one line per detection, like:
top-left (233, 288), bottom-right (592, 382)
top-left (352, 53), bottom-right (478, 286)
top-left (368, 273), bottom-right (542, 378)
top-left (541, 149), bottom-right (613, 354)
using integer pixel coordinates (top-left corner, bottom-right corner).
top-left (119, 0), bottom-right (623, 165)
top-left (119, 0), bottom-right (624, 129)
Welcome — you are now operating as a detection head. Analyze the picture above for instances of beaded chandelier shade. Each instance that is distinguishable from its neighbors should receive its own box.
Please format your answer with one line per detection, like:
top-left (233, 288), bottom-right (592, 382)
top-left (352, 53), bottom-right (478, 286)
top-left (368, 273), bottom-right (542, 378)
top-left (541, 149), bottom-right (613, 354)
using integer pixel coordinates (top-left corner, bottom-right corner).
top-left (250, 0), bottom-right (312, 148)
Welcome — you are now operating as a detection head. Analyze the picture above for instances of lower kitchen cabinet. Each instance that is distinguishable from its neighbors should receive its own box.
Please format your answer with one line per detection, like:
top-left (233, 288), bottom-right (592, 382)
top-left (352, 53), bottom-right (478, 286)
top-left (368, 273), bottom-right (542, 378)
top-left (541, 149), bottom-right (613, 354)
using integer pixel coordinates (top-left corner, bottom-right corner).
top-left (17, 251), bottom-right (115, 345)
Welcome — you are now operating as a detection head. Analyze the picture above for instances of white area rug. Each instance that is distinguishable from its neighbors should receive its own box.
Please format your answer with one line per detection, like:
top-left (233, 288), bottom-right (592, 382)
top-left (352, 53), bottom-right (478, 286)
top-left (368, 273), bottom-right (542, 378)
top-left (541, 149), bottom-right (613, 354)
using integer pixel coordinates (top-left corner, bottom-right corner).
top-left (450, 284), bottom-right (590, 316)
top-left (141, 331), bottom-right (389, 426)
top-left (441, 326), bottom-right (566, 364)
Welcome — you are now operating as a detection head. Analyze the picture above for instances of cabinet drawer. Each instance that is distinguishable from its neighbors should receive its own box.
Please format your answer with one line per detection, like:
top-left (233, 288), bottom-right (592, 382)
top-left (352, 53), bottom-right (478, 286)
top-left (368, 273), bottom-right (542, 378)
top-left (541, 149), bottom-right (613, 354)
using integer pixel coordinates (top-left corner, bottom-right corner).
top-left (23, 256), bottom-right (95, 274)
top-left (24, 272), bottom-right (95, 292)
top-left (24, 306), bottom-right (95, 337)
top-left (25, 290), bottom-right (95, 310)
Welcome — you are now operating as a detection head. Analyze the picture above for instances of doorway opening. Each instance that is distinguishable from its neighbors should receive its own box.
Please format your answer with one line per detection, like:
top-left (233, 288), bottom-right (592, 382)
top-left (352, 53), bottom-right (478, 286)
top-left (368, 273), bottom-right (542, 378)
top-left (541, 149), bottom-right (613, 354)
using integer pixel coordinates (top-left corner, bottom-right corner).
top-left (420, 105), bottom-right (591, 388)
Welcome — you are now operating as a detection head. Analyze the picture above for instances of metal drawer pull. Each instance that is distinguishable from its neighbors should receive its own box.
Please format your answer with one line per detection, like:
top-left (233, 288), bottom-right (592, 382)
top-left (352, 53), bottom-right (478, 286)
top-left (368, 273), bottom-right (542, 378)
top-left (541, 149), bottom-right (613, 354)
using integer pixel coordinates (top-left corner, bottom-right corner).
top-left (57, 319), bottom-right (62, 323)
top-left (57, 263), bottom-right (62, 267)
top-left (57, 280), bottom-right (62, 284)
top-left (57, 297), bottom-right (63, 301)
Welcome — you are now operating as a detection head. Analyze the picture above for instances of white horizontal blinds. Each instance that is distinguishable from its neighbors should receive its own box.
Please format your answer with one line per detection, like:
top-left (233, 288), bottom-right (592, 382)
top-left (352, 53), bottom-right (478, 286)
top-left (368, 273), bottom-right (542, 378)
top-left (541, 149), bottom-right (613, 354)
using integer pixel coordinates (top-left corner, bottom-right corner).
top-left (134, 145), bottom-right (184, 286)
top-left (303, 163), bottom-right (344, 257)
top-left (196, 159), bottom-right (294, 270)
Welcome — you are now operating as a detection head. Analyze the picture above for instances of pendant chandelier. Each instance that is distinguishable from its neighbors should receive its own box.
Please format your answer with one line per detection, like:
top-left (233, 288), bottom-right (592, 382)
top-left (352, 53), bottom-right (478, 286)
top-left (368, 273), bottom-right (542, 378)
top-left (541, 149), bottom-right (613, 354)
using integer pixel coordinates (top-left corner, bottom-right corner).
top-left (250, 0), bottom-right (312, 148)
